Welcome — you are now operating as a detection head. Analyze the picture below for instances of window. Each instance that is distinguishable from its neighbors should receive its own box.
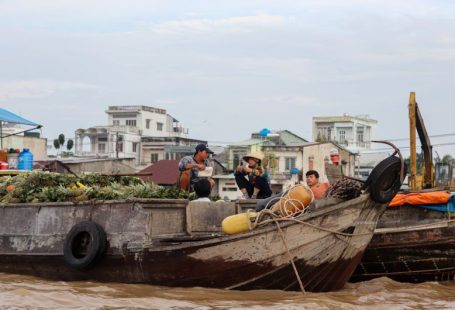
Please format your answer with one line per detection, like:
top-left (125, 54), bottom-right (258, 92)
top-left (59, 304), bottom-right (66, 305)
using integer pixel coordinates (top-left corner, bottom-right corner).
top-left (126, 119), bottom-right (137, 126)
top-left (356, 127), bottom-right (364, 142)
top-left (233, 151), bottom-right (246, 167)
top-left (132, 143), bottom-right (138, 153)
top-left (146, 119), bottom-right (151, 129)
top-left (117, 143), bottom-right (123, 153)
top-left (98, 143), bottom-right (106, 153)
top-left (285, 157), bottom-right (296, 171)
top-left (157, 122), bottom-right (163, 131)
top-left (317, 126), bottom-right (331, 141)
top-left (222, 187), bottom-right (239, 192)
top-left (151, 153), bottom-right (158, 163)
top-left (113, 120), bottom-right (120, 126)
top-left (339, 130), bottom-right (346, 144)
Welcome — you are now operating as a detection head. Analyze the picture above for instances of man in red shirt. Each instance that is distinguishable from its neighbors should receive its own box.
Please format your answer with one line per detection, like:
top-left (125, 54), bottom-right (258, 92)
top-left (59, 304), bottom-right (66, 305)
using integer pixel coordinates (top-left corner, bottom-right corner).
top-left (305, 170), bottom-right (329, 199)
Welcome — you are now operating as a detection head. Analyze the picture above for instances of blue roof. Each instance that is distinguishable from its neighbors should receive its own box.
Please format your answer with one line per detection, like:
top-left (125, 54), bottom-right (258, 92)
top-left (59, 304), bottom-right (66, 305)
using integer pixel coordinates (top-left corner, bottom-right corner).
top-left (0, 108), bottom-right (38, 126)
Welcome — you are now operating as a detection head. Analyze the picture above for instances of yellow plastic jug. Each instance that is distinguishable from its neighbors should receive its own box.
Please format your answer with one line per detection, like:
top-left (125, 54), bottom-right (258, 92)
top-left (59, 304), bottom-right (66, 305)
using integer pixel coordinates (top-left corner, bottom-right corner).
top-left (222, 210), bottom-right (257, 235)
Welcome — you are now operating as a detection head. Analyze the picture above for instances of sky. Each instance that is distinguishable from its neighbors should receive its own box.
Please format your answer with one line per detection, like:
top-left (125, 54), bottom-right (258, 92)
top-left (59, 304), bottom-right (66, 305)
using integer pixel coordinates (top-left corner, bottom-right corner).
top-left (1, 0), bottom-right (455, 157)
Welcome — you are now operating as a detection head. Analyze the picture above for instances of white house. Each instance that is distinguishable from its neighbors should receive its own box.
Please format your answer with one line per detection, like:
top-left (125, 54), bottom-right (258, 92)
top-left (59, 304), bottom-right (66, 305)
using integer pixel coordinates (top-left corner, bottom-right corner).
top-left (75, 105), bottom-right (204, 166)
top-left (312, 114), bottom-right (377, 152)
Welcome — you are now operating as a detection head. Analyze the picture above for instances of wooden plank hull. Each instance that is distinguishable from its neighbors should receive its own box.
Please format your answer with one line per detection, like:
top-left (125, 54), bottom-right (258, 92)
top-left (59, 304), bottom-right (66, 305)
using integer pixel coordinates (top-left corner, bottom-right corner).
top-left (0, 195), bottom-right (385, 292)
top-left (351, 205), bottom-right (455, 283)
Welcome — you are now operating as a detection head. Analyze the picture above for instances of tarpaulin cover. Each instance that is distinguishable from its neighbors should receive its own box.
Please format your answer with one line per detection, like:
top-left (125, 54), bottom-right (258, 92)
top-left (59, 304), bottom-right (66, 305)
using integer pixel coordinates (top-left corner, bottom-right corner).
top-left (416, 196), bottom-right (455, 213)
top-left (0, 108), bottom-right (38, 126)
top-left (388, 191), bottom-right (451, 207)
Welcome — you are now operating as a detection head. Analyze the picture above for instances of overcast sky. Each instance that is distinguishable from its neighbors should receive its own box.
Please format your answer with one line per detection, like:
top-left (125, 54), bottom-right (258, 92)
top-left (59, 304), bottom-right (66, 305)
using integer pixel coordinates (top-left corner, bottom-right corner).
top-left (1, 0), bottom-right (455, 156)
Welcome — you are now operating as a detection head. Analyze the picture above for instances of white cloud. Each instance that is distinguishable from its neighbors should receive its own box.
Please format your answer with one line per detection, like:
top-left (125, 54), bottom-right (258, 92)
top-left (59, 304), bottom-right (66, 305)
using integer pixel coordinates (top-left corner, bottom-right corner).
top-left (0, 80), bottom-right (96, 100)
top-left (152, 15), bottom-right (289, 34)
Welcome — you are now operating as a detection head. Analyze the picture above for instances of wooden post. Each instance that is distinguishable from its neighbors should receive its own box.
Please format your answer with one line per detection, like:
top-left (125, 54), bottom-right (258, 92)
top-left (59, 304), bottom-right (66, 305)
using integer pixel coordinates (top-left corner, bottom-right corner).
top-left (409, 92), bottom-right (417, 190)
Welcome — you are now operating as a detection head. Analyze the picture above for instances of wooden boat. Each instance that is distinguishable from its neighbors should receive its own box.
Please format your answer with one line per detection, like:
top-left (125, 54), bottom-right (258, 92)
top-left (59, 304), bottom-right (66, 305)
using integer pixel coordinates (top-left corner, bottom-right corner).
top-left (0, 195), bottom-right (381, 292)
top-left (0, 157), bottom-right (401, 292)
top-left (350, 194), bottom-right (455, 283)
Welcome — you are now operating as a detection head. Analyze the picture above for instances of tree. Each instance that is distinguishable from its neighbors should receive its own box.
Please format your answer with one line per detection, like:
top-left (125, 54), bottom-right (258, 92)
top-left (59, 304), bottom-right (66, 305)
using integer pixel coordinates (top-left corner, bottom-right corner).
top-left (53, 134), bottom-right (73, 157)
top-left (316, 133), bottom-right (325, 143)
top-left (58, 134), bottom-right (65, 147)
top-left (441, 154), bottom-right (454, 165)
top-left (53, 139), bottom-right (60, 151)
top-left (66, 139), bottom-right (74, 151)
top-left (404, 152), bottom-right (424, 174)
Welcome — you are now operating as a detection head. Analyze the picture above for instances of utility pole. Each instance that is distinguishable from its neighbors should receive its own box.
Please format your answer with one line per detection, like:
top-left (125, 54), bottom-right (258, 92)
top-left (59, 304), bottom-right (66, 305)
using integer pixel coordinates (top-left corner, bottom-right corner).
top-left (116, 132), bottom-right (119, 159)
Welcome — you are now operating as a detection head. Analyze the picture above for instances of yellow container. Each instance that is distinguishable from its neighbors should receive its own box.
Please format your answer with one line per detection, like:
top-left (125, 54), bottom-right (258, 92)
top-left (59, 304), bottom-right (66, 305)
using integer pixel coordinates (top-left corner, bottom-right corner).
top-left (222, 210), bottom-right (257, 235)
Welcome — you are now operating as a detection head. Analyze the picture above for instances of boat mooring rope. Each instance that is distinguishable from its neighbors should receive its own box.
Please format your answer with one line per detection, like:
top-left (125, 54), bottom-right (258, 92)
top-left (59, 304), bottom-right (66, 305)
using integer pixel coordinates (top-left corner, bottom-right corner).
top-left (272, 216), bottom-right (306, 295)
top-left (244, 184), bottom-right (377, 294)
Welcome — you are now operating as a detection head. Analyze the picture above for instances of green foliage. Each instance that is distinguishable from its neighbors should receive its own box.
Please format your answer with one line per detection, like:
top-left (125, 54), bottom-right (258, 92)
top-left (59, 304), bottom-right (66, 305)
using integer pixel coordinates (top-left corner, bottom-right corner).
top-left (315, 133), bottom-right (326, 142)
top-left (441, 154), bottom-right (454, 164)
top-left (66, 139), bottom-right (74, 151)
top-left (404, 152), bottom-right (424, 174)
top-left (53, 139), bottom-right (60, 150)
top-left (53, 133), bottom-right (72, 157)
top-left (0, 172), bottom-right (197, 204)
top-left (58, 134), bottom-right (65, 146)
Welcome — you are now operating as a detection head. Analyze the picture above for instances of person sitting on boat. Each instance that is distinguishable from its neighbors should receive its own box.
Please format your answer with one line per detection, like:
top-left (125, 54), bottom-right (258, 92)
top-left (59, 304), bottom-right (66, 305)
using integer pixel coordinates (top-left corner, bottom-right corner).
top-left (305, 170), bottom-right (329, 199)
top-left (192, 178), bottom-right (212, 202)
top-left (234, 151), bottom-right (272, 199)
top-left (178, 144), bottom-right (215, 191)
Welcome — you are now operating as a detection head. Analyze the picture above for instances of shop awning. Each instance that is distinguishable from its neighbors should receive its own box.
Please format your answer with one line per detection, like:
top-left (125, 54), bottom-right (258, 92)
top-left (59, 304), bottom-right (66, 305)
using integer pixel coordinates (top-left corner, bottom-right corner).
top-left (0, 108), bottom-right (39, 126)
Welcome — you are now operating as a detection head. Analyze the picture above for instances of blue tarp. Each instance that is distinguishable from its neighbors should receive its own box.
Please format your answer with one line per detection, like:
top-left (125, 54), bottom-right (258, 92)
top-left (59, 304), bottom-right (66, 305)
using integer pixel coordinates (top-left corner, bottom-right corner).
top-left (417, 195), bottom-right (455, 213)
top-left (0, 108), bottom-right (38, 126)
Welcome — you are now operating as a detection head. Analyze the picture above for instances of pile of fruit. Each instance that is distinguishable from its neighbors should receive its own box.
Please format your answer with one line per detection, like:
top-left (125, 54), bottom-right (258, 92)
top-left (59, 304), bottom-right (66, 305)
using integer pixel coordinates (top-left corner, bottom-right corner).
top-left (0, 172), bottom-right (197, 204)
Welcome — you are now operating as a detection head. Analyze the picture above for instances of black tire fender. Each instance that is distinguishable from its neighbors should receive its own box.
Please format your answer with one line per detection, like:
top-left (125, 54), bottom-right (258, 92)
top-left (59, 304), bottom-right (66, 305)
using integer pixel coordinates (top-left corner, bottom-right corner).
top-left (366, 156), bottom-right (405, 203)
top-left (63, 220), bottom-right (107, 270)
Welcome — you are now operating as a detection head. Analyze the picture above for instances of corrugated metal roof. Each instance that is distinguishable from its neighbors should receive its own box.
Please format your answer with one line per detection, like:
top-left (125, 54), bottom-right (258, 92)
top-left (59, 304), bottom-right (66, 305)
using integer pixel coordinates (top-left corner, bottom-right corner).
top-left (139, 160), bottom-right (180, 185)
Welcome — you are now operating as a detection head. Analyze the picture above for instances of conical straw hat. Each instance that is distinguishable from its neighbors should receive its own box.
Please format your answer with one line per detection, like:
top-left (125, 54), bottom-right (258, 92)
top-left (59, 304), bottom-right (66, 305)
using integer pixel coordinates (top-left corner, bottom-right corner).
top-left (243, 151), bottom-right (264, 162)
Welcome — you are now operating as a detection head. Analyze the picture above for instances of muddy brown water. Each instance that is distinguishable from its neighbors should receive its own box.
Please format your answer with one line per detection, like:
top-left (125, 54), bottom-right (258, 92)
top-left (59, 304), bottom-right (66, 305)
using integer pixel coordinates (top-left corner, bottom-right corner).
top-left (0, 273), bottom-right (454, 309)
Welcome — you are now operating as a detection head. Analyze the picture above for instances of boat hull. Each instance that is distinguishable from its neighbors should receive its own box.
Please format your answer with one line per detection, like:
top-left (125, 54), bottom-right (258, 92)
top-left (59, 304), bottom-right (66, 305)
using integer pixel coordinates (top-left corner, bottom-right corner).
top-left (0, 196), bottom-right (385, 292)
top-left (351, 205), bottom-right (455, 283)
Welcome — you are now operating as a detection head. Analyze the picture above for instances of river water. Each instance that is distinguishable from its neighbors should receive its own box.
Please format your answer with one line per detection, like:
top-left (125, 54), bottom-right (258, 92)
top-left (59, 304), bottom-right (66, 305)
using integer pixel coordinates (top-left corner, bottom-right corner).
top-left (0, 274), bottom-right (454, 309)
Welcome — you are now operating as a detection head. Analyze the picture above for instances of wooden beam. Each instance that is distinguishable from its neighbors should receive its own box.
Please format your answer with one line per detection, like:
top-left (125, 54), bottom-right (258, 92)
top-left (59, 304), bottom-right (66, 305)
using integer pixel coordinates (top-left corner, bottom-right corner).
top-left (409, 92), bottom-right (417, 190)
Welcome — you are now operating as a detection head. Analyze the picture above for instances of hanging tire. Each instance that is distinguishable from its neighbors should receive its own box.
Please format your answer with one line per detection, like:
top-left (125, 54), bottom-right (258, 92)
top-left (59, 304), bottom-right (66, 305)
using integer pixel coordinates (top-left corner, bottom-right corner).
top-left (63, 221), bottom-right (108, 270)
top-left (366, 156), bottom-right (404, 203)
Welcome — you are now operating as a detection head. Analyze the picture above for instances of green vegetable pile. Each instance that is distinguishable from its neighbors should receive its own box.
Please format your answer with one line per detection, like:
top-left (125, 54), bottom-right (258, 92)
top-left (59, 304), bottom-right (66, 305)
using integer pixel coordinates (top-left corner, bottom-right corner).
top-left (0, 172), bottom-right (198, 203)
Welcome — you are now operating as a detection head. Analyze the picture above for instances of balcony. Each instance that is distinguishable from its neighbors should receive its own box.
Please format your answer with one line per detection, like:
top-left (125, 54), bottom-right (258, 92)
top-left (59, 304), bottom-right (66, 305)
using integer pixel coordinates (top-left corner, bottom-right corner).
top-left (173, 126), bottom-right (189, 134)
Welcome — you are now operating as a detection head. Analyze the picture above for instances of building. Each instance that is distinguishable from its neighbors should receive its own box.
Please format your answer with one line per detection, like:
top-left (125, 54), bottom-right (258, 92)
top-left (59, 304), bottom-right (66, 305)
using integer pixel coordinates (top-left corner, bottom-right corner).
top-left (0, 108), bottom-right (46, 160)
top-left (312, 114), bottom-right (377, 152)
top-left (301, 142), bottom-right (357, 183)
top-left (36, 158), bottom-right (136, 175)
top-left (222, 130), bottom-right (309, 196)
top-left (75, 105), bottom-right (205, 166)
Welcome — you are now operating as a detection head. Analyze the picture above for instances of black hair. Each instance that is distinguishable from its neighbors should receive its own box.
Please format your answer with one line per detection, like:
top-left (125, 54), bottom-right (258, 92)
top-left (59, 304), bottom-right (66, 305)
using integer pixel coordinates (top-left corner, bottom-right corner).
top-left (193, 178), bottom-right (211, 198)
top-left (305, 170), bottom-right (319, 179)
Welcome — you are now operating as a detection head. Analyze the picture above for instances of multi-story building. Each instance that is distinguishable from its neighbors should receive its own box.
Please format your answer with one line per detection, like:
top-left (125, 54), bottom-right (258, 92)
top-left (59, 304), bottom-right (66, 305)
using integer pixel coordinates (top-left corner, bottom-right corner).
top-left (75, 106), bottom-right (205, 166)
top-left (312, 114), bottom-right (377, 152)
top-left (220, 130), bottom-right (309, 195)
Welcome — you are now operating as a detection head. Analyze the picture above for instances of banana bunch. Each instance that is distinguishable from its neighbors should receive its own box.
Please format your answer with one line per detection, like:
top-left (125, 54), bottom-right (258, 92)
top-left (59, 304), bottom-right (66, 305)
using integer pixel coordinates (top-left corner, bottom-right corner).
top-left (70, 182), bottom-right (86, 190)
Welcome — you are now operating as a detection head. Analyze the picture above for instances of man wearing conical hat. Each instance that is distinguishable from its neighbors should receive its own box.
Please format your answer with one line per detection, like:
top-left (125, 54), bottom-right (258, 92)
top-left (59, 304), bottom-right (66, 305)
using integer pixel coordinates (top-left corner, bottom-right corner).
top-left (234, 151), bottom-right (272, 199)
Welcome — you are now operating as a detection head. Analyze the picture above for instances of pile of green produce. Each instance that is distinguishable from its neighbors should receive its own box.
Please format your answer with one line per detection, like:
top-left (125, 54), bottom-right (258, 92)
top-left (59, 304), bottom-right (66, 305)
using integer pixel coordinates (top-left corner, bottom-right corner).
top-left (0, 172), bottom-right (198, 204)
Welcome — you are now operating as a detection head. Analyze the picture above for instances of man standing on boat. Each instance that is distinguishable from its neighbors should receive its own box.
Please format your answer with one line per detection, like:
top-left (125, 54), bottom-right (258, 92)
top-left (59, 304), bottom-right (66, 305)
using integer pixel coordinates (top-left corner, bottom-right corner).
top-left (234, 151), bottom-right (272, 199)
top-left (178, 144), bottom-right (214, 191)
top-left (305, 170), bottom-right (329, 199)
